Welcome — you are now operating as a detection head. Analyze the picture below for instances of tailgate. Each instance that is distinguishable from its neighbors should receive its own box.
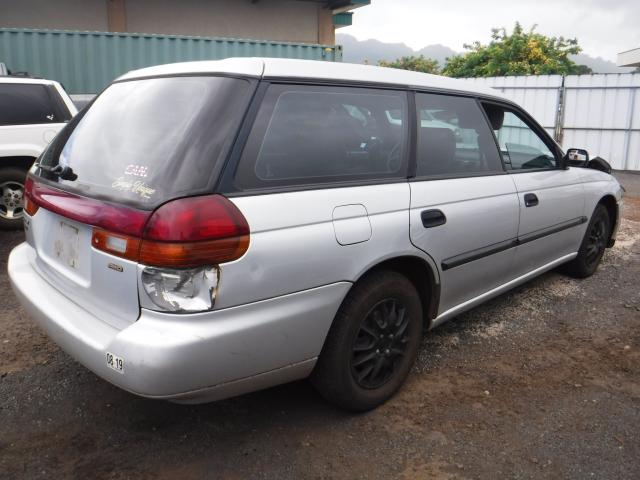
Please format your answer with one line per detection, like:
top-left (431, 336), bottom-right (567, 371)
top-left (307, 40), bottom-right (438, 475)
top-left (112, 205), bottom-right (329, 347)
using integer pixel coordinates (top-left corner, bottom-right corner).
top-left (25, 208), bottom-right (140, 329)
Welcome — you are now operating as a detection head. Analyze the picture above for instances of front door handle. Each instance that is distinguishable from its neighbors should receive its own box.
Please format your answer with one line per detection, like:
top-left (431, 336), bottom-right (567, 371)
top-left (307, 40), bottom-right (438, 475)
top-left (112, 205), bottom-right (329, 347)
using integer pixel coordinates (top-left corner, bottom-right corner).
top-left (524, 193), bottom-right (539, 207)
top-left (421, 209), bottom-right (446, 228)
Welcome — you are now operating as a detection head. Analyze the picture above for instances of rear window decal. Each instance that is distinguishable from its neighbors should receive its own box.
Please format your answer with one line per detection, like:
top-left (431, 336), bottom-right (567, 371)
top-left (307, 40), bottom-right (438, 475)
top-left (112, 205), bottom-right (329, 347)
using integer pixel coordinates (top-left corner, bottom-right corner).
top-left (124, 164), bottom-right (149, 178)
top-left (111, 177), bottom-right (156, 200)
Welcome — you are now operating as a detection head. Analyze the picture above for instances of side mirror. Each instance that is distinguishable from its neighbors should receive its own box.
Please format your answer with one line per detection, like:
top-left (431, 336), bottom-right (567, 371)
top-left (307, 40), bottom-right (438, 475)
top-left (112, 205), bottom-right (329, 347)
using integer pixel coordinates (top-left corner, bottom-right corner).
top-left (564, 148), bottom-right (589, 167)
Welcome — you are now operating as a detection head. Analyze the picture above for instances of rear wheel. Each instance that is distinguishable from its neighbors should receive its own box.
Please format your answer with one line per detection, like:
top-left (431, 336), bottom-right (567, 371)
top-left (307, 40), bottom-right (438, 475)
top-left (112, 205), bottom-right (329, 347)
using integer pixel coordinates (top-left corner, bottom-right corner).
top-left (312, 271), bottom-right (423, 411)
top-left (563, 204), bottom-right (610, 278)
top-left (0, 167), bottom-right (28, 230)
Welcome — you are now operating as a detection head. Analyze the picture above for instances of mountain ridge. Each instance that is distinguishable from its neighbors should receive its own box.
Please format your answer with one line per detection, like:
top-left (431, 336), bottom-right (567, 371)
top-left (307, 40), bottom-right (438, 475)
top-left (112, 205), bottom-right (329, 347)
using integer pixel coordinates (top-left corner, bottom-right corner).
top-left (336, 33), bottom-right (633, 74)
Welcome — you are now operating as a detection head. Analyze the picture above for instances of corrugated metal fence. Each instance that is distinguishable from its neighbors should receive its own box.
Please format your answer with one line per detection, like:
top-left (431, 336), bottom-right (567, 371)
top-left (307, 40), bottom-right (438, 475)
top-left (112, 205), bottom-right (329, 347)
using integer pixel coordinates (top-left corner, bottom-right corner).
top-left (0, 28), bottom-right (342, 95)
top-left (464, 74), bottom-right (640, 171)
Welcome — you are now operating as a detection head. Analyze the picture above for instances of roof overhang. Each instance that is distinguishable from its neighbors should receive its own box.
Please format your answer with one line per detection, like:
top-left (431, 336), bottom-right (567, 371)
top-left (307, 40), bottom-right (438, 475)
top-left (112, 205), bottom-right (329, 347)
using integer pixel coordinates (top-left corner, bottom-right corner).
top-left (327, 0), bottom-right (371, 14)
top-left (617, 47), bottom-right (640, 67)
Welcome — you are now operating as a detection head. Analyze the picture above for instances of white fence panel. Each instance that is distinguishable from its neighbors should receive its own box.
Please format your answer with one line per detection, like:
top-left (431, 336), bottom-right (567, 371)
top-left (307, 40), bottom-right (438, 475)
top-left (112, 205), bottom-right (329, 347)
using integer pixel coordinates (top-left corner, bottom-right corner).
top-left (462, 73), bottom-right (640, 171)
top-left (563, 74), bottom-right (640, 171)
top-left (463, 75), bottom-right (561, 138)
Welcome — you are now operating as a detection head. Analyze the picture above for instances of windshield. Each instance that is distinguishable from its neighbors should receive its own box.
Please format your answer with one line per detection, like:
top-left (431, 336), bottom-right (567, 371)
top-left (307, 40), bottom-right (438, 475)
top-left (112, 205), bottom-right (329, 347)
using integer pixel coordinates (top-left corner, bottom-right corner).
top-left (37, 76), bottom-right (254, 208)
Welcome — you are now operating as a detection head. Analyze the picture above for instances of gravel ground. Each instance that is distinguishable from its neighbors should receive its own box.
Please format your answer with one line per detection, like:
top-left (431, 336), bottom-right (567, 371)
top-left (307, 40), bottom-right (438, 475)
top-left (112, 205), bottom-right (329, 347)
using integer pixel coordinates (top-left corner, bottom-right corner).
top-left (0, 173), bottom-right (638, 479)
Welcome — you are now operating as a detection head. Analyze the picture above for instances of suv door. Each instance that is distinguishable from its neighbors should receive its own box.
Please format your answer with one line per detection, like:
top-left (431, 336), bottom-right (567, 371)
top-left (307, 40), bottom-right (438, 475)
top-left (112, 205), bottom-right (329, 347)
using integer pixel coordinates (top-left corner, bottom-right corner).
top-left (409, 93), bottom-right (520, 316)
top-left (481, 103), bottom-right (586, 274)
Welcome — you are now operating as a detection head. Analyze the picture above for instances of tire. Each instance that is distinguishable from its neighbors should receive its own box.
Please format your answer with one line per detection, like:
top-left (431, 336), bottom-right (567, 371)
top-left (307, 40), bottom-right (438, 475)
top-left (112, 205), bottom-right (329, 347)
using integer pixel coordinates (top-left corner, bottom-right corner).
top-left (562, 204), bottom-right (610, 278)
top-left (311, 270), bottom-right (423, 412)
top-left (0, 167), bottom-right (28, 231)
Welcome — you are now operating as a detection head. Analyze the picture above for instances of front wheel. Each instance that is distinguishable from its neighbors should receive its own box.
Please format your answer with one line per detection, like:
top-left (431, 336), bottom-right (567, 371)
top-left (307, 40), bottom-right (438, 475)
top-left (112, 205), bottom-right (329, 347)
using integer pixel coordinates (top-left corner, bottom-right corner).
top-left (312, 271), bottom-right (423, 412)
top-left (0, 167), bottom-right (28, 230)
top-left (562, 204), bottom-right (610, 278)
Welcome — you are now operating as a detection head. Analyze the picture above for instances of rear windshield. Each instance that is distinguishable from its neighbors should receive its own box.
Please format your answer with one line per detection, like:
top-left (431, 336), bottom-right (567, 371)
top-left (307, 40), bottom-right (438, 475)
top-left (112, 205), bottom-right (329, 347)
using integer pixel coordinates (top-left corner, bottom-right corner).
top-left (36, 76), bottom-right (253, 208)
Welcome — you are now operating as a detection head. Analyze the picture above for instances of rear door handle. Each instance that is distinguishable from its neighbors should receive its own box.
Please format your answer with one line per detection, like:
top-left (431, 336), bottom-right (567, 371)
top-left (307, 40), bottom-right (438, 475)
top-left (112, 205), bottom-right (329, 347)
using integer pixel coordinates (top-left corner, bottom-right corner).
top-left (524, 193), bottom-right (539, 207)
top-left (421, 209), bottom-right (446, 228)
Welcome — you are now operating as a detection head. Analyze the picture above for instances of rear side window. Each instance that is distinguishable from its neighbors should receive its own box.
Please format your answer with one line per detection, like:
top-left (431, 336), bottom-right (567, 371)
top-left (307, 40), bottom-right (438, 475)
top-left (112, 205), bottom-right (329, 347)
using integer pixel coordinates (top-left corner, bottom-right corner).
top-left (415, 93), bottom-right (503, 177)
top-left (0, 83), bottom-right (70, 126)
top-left (234, 84), bottom-right (409, 189)
top-left (37, 76), bottom-right (254, 208)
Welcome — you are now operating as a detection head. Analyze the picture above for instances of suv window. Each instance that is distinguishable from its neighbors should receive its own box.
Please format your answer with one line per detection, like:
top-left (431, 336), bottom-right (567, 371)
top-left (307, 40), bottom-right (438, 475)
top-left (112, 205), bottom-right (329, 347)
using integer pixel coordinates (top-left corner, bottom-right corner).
top-left (483, 104), bottom-right (557, 170)
top-left (234, 84), bottom-right (408, 189)
top-left (415, 93), bottom-right (503, 177)
top-left (0, 83), bottom-right (70, 126)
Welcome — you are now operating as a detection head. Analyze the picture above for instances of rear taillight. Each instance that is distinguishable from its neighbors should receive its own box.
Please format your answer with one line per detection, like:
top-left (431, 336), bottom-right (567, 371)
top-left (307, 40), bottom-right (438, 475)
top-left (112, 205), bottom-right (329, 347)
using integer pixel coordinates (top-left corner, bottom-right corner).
top-left (135, 196), bottom-right (249, 313)
top-left (140, 195), bottom-right (250, 267)
top-left (90, 194), bottom-right (250, 267)
top-left (27, 177), bottom-right (249, 266)
top-left (27, 178), bottom-right (250, 313)
top-left (24, 177), bottom-right (39, 216)
top-left (28, 176), bottom-right (150, 236)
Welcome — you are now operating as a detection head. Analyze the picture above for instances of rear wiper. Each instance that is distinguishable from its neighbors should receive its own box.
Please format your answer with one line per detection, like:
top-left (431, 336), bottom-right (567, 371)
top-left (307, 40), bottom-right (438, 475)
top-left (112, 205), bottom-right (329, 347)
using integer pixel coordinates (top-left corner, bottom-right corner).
top-left (37, 164), bottom-right (78, 181)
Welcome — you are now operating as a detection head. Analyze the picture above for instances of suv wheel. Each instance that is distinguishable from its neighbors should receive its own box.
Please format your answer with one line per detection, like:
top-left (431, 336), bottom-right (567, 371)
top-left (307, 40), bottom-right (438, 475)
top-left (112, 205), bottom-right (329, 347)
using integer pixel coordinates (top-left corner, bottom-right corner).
top-left (562, 204), bottom-right (610, 278)
top-left (0, 167), bottom-right (28, 230)
top-left (312, 271), bottom-right (423, 411)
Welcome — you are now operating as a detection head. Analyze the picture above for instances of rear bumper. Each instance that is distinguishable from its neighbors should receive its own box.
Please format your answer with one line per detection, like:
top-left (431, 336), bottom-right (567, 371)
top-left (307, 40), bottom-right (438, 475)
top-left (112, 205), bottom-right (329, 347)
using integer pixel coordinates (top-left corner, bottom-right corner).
top-left (8, 242), bottom-right (350, 403)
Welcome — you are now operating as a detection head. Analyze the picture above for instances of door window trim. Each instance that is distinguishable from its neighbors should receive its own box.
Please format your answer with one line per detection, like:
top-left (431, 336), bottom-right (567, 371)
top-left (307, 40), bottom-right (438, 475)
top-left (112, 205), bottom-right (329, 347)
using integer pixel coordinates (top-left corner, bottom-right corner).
top-left (219, 81), bottom-right (413, 195)
top-left (479, 99), bottom-right (564, 174)
top-left (410, 90), bottom-right (508, 182)
top-left (215, 80), bottom-right (562, 197)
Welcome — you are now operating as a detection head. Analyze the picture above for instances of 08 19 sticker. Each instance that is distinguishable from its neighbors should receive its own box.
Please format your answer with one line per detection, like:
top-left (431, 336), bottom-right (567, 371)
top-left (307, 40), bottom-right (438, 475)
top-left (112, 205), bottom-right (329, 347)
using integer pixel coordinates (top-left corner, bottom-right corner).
top-left (106, 352), bottom-right (125, 374)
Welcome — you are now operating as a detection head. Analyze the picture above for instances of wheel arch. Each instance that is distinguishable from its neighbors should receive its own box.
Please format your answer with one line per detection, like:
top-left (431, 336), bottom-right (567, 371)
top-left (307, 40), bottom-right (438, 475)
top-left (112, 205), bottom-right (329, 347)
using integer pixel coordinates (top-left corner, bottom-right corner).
top-left (354, 255), bottom-right (440, 328)
top-left (597, 194), bottom-right (618, 247)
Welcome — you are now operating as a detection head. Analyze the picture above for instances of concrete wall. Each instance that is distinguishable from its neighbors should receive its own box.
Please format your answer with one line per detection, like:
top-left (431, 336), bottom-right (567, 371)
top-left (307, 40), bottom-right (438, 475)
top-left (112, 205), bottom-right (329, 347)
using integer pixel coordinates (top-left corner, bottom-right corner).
top-left (0, 0), bottom-right (335, 44)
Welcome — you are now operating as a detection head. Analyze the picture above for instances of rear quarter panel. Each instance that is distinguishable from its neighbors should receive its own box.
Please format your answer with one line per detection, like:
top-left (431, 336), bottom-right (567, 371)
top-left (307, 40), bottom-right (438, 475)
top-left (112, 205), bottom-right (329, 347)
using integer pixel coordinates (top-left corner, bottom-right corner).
top-left (218, 183), bottom-right (436, 309)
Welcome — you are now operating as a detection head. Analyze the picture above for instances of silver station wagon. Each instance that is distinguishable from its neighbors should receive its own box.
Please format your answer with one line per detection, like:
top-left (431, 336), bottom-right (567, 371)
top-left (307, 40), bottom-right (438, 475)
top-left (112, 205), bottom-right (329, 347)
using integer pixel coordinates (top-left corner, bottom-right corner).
top-left (9, 58), bottom-right (623, 411)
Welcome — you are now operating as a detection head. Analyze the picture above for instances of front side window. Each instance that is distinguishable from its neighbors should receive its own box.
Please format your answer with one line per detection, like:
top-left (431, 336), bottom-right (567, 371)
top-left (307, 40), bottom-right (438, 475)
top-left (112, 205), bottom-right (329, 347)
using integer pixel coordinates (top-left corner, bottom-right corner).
top-left (415, 93), bottom-right (503, 177)
top-left (234, 84), bottom-right (409, 189)
top-left (0, 83), bottom-right (70, 126)
top-left (483, 104), bottom-right (557, 170)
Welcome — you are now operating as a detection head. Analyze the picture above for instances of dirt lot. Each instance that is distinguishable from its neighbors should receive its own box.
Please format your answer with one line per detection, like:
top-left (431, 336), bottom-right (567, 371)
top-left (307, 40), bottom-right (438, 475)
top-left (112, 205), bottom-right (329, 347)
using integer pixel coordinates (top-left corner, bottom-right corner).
top-left (1, 173), bottom-right (639, 480)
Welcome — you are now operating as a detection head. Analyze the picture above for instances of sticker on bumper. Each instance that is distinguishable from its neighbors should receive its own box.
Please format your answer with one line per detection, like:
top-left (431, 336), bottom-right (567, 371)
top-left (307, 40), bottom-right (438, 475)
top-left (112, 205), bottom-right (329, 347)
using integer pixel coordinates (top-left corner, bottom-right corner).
top-left (106, 352), bottom-right (124, 374)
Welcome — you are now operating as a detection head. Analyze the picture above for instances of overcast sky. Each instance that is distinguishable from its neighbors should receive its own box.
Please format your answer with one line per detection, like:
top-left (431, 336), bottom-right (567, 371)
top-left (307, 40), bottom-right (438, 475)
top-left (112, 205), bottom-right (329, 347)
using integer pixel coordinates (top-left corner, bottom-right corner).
top-left (342, 0), bottom-right (640, 61)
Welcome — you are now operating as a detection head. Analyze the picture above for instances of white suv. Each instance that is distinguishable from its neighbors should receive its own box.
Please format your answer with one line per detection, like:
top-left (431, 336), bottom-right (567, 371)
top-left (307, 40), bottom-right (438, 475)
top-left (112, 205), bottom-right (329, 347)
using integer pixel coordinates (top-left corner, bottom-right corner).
top-left (0, 75), bottom-right (77, 229)
top-left (8, 58), bottom-right (622, 411)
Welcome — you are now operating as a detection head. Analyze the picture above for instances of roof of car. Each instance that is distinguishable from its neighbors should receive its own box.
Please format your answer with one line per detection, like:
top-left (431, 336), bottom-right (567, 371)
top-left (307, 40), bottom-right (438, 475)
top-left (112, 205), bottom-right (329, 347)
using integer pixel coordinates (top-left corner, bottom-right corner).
top-left (0, 76), bottom-right (58, 86)
top-left (117, 57), bottom-right (508, 100)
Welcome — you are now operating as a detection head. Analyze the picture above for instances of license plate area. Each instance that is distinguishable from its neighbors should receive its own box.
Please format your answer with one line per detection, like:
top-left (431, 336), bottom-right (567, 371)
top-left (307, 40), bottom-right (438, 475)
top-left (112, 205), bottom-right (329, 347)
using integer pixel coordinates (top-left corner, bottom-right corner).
top-left (53, 221), bottom-right (80, 269)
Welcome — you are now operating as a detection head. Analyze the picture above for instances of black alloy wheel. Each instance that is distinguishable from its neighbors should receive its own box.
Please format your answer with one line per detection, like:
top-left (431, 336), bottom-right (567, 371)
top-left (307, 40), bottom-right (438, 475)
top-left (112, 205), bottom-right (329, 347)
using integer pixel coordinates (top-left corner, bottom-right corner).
top-left (584, 215), bottom-right (608, 269)
top-left (312, 270), bottom-right (423, 411)
top-left (350, 298), bottom-right (411, 389)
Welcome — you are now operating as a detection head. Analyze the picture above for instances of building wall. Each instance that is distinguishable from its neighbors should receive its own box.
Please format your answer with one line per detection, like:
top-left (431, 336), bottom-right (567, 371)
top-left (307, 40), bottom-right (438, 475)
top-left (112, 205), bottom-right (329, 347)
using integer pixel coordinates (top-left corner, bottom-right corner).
top-left (0, 0), bottom-right (109, 31)
top-left (0, 0), bottom-right (335, 44)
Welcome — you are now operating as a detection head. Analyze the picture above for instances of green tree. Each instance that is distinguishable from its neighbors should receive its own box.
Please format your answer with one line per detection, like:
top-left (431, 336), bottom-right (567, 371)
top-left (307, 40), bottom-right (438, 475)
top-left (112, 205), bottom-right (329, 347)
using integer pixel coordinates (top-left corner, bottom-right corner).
top-left (379, 55), bottom-right (440, 74)
top-left (442, 23), bottom-right (591, 77)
